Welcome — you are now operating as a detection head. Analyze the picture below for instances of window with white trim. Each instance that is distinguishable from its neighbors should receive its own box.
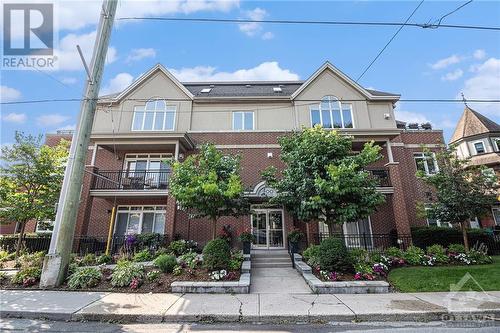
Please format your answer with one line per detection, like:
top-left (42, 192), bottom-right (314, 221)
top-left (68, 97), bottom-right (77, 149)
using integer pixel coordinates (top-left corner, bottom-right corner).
top-left (414, 152), bottom-right (439, 175)
top-left (343, 218), bottom-right (373, 248)
top-left (233, 111), bottom-right (254, 130)
top-left (36, 220), bottom-right (54, 233)
top-left (493, 138), bottom-right (500, 151)
top-left (472, 140), bottom-right (486, 155)
top-left (425, 207), bottom-right (451, 227)
top-left (492, 207), bottom-right (500, 226)
top-left (310, 96), bottom-right (354, 129)
top-left (132, 99), bottom-right (175, 131)
top-left (114, 206), bottom-right (166, 235)
top-left (124, 154), bottom-right (172, 172)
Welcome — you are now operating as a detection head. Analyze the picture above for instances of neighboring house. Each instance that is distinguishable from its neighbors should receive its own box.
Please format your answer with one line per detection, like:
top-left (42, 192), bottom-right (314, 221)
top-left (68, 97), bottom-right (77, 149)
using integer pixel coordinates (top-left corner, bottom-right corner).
top-left (449, 106), bottom-right (500, 229)
top-left (47, 61), bottom-right (444, 250)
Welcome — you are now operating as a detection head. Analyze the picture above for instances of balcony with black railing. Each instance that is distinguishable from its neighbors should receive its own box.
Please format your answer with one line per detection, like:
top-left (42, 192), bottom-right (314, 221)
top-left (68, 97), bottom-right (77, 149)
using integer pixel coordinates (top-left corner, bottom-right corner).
top-left (91, 169), bottom-right (171, 191)
top-left (367, 168), bottom-right (391, 187)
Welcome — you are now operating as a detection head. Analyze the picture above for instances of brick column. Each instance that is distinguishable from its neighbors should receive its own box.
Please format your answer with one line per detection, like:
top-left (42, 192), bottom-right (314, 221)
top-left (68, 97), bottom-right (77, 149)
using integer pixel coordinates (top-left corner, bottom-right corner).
top-left (165, 195), bottom-right (177, 240)
top-left (74, 165), bottom-right (97, 238)
top-left (386, 162), bottom-right (412, 237)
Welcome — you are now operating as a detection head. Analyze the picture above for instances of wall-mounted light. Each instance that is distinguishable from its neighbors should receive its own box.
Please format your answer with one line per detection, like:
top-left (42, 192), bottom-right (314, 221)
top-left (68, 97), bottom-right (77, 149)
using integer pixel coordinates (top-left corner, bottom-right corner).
top-left (178, 153), bottom-right (185, 160)
top-left (267, 152), bottom-right (273, 158)
top-left (384, 113), bottom-right (391, 120)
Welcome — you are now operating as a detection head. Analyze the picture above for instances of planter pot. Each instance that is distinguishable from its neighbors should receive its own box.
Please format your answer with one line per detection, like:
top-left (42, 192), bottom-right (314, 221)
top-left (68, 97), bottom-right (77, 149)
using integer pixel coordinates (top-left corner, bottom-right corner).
top-left (242, 241), bottom-right (251, 254)
top-left (289, 241), bottom-right (299, 254)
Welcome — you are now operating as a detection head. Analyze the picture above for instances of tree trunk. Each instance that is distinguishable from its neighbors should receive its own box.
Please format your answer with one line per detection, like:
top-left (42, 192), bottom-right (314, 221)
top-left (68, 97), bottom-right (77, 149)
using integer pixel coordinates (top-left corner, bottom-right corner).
top-left (461, 221), bottom-right (470, 252)
top-left (15, 221), bottom-right (27, 259)
top-left (212, 218), bottom-right (217, 240)
top-left (327, 222), bottom-right (335, 237)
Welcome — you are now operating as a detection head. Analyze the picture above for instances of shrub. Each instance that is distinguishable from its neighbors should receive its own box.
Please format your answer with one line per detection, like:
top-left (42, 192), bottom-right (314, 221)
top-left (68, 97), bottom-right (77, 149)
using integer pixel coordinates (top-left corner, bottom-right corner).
top-left (154, 254), bottom-right (177, 273)
top-left (96, 254), bottom-right (112, 265)
top-left (0, 250), bottom-right (10, 262)
top-left (17, 251), bottom-right (45, 269)
top-left (448, 243), bottom-right (466, 254)
top-left (411, 226), bottom-right (490, 250)
top-left (67, 267), bottom-right (102, 289)
top-left (173, 265), bottom-right (183, 276)
top-left (178, 252), bottom-right (201, 269)
top-left (203, 238), bottom-right (231, 270)
top-left (426, 244), bottom-right (449, 264)
top-left (348, 248), bottom-right (370, 266)
top-left (468, 249), bottom-right (492, 265)
top-left (146, 270), bottom-right (161, 282)
top-left (287, 229), bottom-right (304, 243)
top-left (154, 247), bottom-right (169, 257)
top-left (403, 246), bottom-right (424, 265)
top-left (133, 249), bottom-right (153, 262)
top-left (317, 237), bottom-right (353, 273)
top-left (81, 253), bottom-right (97, 266)
top-left (110, 261), bottom-right (144, 287)
top-left (238, 231), bottom-right (256, 243)
top-left (302, 245), bottom-right (320, 267)
top-left (385, 247), bottom-right (403, 258)
top-left (11, 266), bottom-right (42, 285)
top-left (228, 258), bottom-right (241, 271)
top-left (167, 240), bottom-right (191, 256)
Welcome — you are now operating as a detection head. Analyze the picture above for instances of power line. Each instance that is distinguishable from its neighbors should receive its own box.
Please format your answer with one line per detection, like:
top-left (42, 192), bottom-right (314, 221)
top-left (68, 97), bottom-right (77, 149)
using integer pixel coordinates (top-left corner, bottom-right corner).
top-left (116, 16), bottom-right (500, 31)
top-left (433, 0), bottom-right (473, 28)
top-left (356, 0), bottom-right (425, 82)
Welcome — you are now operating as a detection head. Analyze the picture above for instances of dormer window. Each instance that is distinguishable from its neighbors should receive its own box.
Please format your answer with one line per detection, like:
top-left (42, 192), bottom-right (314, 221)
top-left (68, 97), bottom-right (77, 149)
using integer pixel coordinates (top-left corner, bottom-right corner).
top-left (310, 96), bottom-right (353, 129)
top-left (473, 140), bottom-right (485, 155)
top-left (132, 99), bottom-right (175, 131)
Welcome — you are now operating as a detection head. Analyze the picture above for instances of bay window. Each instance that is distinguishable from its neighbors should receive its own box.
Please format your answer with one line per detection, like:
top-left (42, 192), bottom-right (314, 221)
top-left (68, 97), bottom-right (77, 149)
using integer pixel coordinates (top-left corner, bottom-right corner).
top-left (310, 96), bottom-right (354, 129)
top-left (132, 99), bottom-right (175, 131)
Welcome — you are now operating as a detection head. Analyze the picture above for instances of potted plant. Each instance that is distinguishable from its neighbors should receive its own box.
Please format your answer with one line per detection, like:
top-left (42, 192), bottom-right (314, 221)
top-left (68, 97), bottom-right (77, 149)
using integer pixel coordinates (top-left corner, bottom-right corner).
top-left (287, 229), bottom-right (304, 254)
top-left (238, 230), bottom-right (255, 254)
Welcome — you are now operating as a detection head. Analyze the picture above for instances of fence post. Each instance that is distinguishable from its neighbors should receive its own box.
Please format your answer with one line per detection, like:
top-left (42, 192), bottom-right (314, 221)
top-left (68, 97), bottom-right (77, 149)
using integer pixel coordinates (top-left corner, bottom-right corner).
top-left (363, 232), bottom-right (368, 250)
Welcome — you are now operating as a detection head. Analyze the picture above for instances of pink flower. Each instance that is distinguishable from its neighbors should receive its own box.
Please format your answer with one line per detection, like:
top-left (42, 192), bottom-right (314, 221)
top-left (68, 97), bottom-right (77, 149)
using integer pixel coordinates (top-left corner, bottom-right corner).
top-left (354, 272), bottom-right (362, 280)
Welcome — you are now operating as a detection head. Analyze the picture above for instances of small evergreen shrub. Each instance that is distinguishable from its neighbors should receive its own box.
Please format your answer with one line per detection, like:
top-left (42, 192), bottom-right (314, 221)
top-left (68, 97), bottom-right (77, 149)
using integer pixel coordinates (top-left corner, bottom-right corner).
top-left (302, 245), bottom-right (320, 267)
top-left (154, 254), bottom-right (177, 273)
top-left (317, 238), bottom-right (353, 273)
top-left (403, 246), bottom-right (424, 265)
top-left (426, 244), bottom-right (449, 264)
top-left (133, 249), bottom-right (153, 262)
top-left (110, 261), bottom-right (144, 287)
top-left (203, 238), bottom-right (231, 270)
top-left (96, 254), bottom-right (112, 265)
top-left (447, 243), bottom-right (466, 253)
top-left (67, 267), bottom-right (102, 289)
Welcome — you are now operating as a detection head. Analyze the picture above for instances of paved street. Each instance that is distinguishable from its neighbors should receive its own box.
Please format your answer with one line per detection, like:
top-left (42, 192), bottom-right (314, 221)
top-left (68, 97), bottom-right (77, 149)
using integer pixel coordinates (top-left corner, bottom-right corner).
top-left (1, 318), bottom-right (499, 332)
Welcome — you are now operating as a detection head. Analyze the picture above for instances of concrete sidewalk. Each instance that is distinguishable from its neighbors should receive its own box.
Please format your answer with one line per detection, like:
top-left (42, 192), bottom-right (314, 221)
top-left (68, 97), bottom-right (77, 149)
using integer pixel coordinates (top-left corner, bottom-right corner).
top-left (1, 289), bottom-right (499, 323)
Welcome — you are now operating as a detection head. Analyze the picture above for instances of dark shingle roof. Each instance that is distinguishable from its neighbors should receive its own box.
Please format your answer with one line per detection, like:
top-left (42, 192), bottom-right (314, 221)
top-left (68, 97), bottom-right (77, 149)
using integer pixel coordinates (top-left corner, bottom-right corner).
top-left (183, 82), bottom-right (303, 97)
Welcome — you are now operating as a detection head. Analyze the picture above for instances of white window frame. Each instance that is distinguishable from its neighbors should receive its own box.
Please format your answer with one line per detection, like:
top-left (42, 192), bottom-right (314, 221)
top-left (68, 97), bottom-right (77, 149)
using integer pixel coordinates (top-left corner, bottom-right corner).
top-left (123, 153), bottom-right (172, 172)
top-left (492, 138), bottom-right (500, 151)
top-left (492, 207), bottom-right (500, 226)
top-left (469, 217), bottom-right (480, 229)
top-left (309, 95), bottom-right (354, 129)
top-left (425, 207), bottom-right (452, 228)
top-left (114, 205), bottom-right (167, 235)
top-left (414, 152), bottom-right (439, 175)
top-left (131, 99), bottom-right (176, 132)
top-left (472, 140), bottom-right (486, 155)
top-left (232, 111), bottom-right (254, 131)
top-left (36, 219), bottom-right (54, 233)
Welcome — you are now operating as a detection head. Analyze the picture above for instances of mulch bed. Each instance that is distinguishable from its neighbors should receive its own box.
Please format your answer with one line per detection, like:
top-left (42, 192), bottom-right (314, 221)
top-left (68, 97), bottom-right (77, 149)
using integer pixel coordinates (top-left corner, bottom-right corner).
top-left (311, 269), bottom-right (385, 282)
top-left (0, 266), bottom-right (241, 293)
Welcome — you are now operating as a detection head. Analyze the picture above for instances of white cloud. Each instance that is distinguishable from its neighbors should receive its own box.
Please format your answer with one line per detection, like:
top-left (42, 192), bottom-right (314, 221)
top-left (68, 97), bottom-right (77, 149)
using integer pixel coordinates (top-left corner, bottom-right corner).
top-left (2, 113), bottom-right (27, 123)
top-left (60, 77), bottom-right (78, 85)
top-left (126, 48), bottom-right (156, 63)
top-left (0, 85), bottom-right (21, 102)
top-left (239, 8), bottom-right (267, 36)
top-left (55, 31), bottom-right (117, 71)
top-left (170, 61), bottom-right (300, 81)
top-left (57, 124), bottom-right (76, 131)
top-left (473, 49), bottom-right (486, 60)
top-left (1, 0), bottom-right (240, 37)
top-left (430, 55), bottom-right (462, 70)
top-left (261, 31), bottom-right (274, 40)
top-left (101, 73), bottom-right (134, 95)
top-left (37, 114), bottom-right (70, 126)
top-left (441, 69), bottom-right (463, 81)
top-left (394, 103), bottom-right (431, 124)
top-left (461, 57), bottom-right (500, 116)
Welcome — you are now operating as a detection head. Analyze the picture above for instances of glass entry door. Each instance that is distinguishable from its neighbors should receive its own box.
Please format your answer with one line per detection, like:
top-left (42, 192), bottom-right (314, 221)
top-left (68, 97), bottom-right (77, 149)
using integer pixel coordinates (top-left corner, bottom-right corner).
top-left (251, 209), bottom-right (284, 248)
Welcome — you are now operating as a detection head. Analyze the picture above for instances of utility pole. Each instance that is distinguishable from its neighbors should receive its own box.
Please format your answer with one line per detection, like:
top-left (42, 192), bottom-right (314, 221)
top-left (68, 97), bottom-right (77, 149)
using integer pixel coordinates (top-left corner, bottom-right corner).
top-left (40, 0), bottom-right (118, 287)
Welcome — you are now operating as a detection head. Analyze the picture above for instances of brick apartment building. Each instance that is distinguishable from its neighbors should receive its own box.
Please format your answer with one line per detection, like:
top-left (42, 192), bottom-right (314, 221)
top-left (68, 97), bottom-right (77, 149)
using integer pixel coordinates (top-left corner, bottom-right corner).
top-left (2, 62), bottom-right (446, 250)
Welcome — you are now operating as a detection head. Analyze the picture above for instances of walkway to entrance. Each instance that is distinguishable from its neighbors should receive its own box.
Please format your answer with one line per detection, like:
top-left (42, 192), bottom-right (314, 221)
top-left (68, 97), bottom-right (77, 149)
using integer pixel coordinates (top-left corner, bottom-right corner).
top-left (250, 249), bottom-right (311, 294)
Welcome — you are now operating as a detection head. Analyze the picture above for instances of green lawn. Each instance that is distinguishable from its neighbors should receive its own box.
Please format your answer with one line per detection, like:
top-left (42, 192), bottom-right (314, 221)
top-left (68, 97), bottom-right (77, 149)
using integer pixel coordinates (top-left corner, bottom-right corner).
top-left (387, 256), bottom-right (500, 292)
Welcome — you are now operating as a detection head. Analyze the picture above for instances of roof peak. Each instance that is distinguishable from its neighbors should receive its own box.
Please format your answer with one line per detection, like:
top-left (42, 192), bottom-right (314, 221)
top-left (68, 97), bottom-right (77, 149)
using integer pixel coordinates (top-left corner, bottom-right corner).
top-left (450, 106), bottom-right (500, 143)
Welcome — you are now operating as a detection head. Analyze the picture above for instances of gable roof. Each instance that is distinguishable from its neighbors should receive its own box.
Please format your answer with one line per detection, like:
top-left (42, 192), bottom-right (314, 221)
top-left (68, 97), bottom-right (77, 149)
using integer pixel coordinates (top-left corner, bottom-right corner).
top-left (290, 61), bottom-right (400, 101)
top-left (450, 106), bottom-right (500, 143)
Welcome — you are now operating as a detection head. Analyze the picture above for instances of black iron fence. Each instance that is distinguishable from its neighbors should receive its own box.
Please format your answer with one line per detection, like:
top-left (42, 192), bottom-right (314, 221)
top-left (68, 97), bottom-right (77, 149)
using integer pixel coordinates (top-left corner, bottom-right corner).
top-left (367, 168), bottom-right (391, 187)
top-left (0, 233), bottom-right (170, 255)
top-left (91, 169), bottom-right (171, 190)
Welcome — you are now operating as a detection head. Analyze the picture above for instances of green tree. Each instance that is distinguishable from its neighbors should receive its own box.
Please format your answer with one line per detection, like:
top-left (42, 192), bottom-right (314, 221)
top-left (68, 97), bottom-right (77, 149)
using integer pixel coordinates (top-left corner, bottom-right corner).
top-left (169, 144), bottom-right (248, 240)
top-left (418, 146), bottom-right (498, 251)
top-left (0, 132), bottom-right (69, 257)
top-left (263, 126), bottom-right (385, 235)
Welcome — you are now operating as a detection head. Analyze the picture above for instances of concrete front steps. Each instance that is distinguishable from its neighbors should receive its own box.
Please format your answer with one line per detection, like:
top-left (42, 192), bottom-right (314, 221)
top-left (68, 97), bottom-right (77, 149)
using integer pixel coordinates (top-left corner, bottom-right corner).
top-left (251, 249), bottom-right (292, 268)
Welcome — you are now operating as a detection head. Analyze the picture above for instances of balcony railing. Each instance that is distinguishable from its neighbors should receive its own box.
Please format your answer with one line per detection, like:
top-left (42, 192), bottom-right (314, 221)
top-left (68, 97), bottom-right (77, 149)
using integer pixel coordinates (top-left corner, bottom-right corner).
top-left (367, 168), bottom-right (391, 187)
top-left (91, 169), bottom-right (171, 190)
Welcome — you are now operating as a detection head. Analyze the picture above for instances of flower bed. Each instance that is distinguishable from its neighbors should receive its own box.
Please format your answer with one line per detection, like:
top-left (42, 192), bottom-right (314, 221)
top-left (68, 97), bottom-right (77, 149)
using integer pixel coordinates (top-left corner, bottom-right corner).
top-left (0, 237), bottom-right (247, 293)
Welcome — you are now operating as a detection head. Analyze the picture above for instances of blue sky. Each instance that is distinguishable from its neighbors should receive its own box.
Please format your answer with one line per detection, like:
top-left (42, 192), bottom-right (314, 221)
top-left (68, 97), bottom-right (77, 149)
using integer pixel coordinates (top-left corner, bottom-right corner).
top-left (1, 0), bottom-right (500, 145)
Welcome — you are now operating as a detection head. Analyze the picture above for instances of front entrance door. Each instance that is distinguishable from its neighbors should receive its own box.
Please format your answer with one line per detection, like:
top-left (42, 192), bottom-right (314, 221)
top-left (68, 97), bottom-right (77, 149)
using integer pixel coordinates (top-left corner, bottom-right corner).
top-left (251, 209), bottom-right (285, 248)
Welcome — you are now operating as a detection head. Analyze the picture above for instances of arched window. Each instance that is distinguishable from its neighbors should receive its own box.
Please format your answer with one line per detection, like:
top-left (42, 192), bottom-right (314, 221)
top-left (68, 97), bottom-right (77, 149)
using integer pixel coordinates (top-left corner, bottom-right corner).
top-left (310, 95), bottom-right (353, 129)
top-left (132, 99), bottom-right (176, 131)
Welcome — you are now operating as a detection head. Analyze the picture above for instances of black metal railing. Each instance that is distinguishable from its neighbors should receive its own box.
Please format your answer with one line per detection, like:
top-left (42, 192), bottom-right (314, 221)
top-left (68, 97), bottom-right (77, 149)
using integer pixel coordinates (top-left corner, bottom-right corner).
top-left (367, 168), bottom-right (391, 187)
top-left (0, 233), bottom-right (170, 255)
top-left (91, 169), bottom-right (171, 190)
top-left (311, 233), bottom-right (412, 253)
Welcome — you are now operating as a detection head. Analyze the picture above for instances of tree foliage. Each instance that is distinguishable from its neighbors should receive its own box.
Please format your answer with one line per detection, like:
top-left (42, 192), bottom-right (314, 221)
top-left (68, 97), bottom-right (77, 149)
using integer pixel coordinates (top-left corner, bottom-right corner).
top-left (169, 144), bottom-right (248, 239)
top-left (263, 126), bottom-right (385, 232)
top-left (0, 132), bottom-right (69, 256)
top-left (418, 146), bottom-right (498, 250)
